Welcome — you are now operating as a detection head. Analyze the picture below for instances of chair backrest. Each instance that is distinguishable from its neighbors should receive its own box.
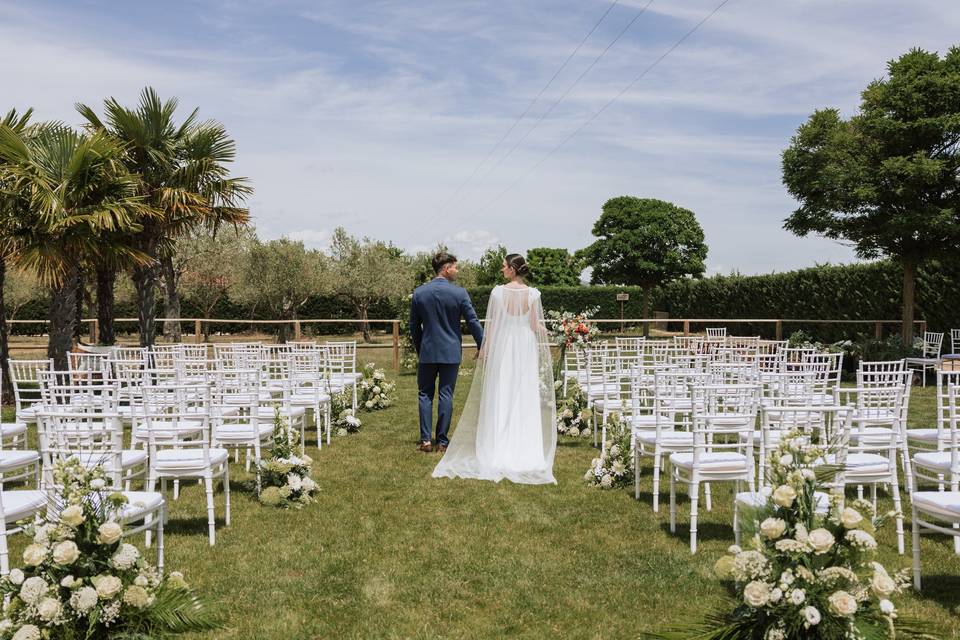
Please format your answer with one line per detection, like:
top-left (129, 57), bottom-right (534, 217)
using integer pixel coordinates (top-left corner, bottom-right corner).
top-left (38, 370), bottom-right (117, 413)
top-left (326, 341), bottom-right (357, 376)
top-left (801, 352), bottom-right (843, 400)
top-left (68, 352), bottom-right (110, 379)
top-left (951, 329), bottom-right (960, 355)
top-left (930, 371), bottom-right (960, 448)
top-left (9, 358), bottom-right (54, 416)
top-left (689, 384), bottom-right (761, 457)
top-left (705, 327), bottom-right (727, 338)
top-left (921, 331), bottom-right (944, 357)
top-left (39, 410), bottom-right (125, 487)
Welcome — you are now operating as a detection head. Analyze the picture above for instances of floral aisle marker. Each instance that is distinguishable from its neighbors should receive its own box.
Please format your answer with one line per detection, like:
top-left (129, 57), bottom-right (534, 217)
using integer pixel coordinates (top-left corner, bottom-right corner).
top-left (331, 391), bottom-right (362, 436)
top-left (0, 459), bottom-right (218, 639)
top-left (359, 363), bottom-right (395, 411)
top-left (546, 307), bottom-right (601, 377)
top-left (651, 430), bottom-right (936, 640)
top-left (555, 380), bottom-right (592, 439)
top-left (584, 414), bottom-right (633, 489)
top-left (258, 408), bottom-right (319, 508)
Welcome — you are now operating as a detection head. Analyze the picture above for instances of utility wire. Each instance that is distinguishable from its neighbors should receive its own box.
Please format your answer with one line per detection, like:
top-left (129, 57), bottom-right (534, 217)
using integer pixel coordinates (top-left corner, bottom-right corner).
top-left (406, 0), bottom-right (620, 246)
top-left (454, 0), bottom-right (732, 225)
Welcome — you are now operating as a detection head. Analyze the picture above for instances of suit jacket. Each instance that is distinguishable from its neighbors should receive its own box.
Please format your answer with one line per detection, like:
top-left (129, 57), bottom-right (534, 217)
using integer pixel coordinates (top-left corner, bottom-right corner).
top-left (409, 277), bottom-right (484, 364)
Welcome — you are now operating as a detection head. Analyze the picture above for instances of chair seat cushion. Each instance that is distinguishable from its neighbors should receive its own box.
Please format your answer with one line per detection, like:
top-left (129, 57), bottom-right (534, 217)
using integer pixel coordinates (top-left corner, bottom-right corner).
top-left (736, 489), bottom-right (830, 514)
top-left (154, 447), bottom-right (229, 470)
top-left (0, 449), bottom-right (40, 471)
top-left (911, 491), bottom-right (960, 518)
top-left (905, 428), bottom-right (942, 443)
top-left (823, 452), bottom-right (891, 475)
top-left (670, 451), bottom-right (748, 471)
top-left (290, 392), bottom-right (331, 406)
top-left (638, 431), bottom-right (694, 446)
top-left (593, 399), bottom-right (623, 411)
top-left (216, 423), bottom-right (274, 441)
top-left (0, 422), bottom-right (28, 437)
top-left (118, 491), bottom-right (164, 520)
top-left (739, 430), bottom-right (784, 445)
top-left (257, 406), bottom-right (306, 420)
top-left (74, 450), bottom-right (147, 470)
top-left (2, 490), bottom-right (47, 523)
top-left (850, 426), bottom-right (898, 444)
top-left (913, 451), bottom-right (959, 473)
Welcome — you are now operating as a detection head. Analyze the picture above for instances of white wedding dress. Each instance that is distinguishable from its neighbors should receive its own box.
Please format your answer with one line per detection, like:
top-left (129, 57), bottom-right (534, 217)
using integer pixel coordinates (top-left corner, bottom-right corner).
top-left (432, 284), bottom-right (557, 485)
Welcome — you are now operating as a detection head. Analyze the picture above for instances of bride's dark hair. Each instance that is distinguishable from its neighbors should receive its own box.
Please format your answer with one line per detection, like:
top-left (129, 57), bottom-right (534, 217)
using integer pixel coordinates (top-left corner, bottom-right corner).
top-left (505, 253), bottom-right (530, 278)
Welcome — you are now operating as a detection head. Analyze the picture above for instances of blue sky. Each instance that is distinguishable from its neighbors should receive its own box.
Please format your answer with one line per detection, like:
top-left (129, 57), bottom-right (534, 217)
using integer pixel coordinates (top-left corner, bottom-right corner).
top-left (4, 0), bottom-right (959, 273)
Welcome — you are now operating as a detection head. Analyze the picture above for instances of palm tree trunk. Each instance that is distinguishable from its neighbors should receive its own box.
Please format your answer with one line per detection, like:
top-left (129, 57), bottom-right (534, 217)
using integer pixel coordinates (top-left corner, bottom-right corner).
top-left (901, 256), bottom-right (917, 345)
top-left (642, 286), bottom-right (652, 338)
top-left (0, 256), bottom-right (13, 405)
top-left (96, 266), bottom-right (116, 345)
top-left (132, 263), bottom-right (157, 348)
top-left (161, 255), bottom-right (182, 342)
top-left (73, 269), bottom-right (85, 342)
top-left (48, 267), bottom-right (79, 370)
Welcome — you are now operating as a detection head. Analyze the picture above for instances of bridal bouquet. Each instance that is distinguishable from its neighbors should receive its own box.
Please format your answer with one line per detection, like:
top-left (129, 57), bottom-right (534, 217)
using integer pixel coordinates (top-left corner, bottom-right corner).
top-left (0, 459), bottom-right (218, 639)
top-left (660, 431), bottom-right (932, 640)
top-left (556, 381), bottom-right (591, 438)
top-left (584, 414), bottom-right (633, 488)
top-left (331, 391), bottom-right (362, 436)
top-left (359, 362), bottom-right (395, 411)
top-left (259, 409), bottom-right (319, 508)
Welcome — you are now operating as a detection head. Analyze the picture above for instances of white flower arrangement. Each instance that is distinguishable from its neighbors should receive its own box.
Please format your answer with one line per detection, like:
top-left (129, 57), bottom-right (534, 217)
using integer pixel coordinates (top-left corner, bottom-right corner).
top-left (555, 380), bottom-right (592, 438)
top-left (583, 414), bottom-right (633, 489)
top-left (358, 362), bottom-right (395, 412)
top-left (331, 391), bottom-right (363, 436)
top-left (689, 431), bottom-right (929, 640)
top-left (258, 408), bottom-right (320, 509)
top-left (0, 459), bottom-right (217, 638)
top-left (546, 307), bottom-right (601, 351)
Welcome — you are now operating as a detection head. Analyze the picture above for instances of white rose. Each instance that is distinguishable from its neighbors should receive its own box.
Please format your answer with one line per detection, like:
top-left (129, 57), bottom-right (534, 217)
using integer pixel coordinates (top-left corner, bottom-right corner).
top-left (828, 590), bottom-right (858, 617)
top-left (801, 606), bottom-right (821, 627)
top-left (53, 540), bottom-right (80, 565)
top-left (610, 444), bottom-right (621, 457)
top-left (879, 599), bottom-right (895, 615)
top-left (22, 543), bottom-right (48, 566)
top-left (8, 569), bottom-right (24, 585)
top-left (808, 528), bottom-right (835, 554)
top-left (90, 478), bottom-right (106, 490)
top-left (743, 581), bottom-right (770, 608)
top-left (98, 521), bottom-right (123, 545)
top-left (60, 575), bottom-right (76, 588)
top-left (19, 576), bottom-right (48, 604)
top-left (372, 386), bottom-right (381, 394)
top-left (772, 485), bottom-right (797, 507)
top-left (778, 454), bottom-right (794, 467)
top-left (600, 474), bottom-right (613, 488)
top-left (60, 504), bottom-right (85, 527)
top-left (760, 518), bottom-right (787, 540)
top-left (840, 507), bottom-right (864, 529)
top-left (768, 588), bottom-right (783, 604)
top-left (12, 625), bottom-right (41, 640)
top-left (801, 468), bottom-right (816, 481)
top-left (365, 401), bottom-right (374, 409)
top-left (789, 588), bottom-right (806, 605)
top-left (871, 572), bottom-right (896, 597)
top-left (37, 597), bottom-right (61, 621)
top-left (95, 575), bottom-right (123, 600)
top-left (728, 545), bottom-right (742, 555)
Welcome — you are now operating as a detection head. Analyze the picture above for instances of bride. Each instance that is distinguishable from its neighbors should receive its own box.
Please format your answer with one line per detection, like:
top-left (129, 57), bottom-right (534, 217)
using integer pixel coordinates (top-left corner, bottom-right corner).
top-left (432, 253), bottom-right (557, 485)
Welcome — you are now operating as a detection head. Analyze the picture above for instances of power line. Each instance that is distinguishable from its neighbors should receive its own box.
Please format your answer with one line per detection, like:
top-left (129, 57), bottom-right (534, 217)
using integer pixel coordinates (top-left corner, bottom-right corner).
top-left (452, 0), bottom-right (732, 227)
top-left (471, 0), bottom-right (654, 189)
top-left (405, 1), bottom-right (620, 246)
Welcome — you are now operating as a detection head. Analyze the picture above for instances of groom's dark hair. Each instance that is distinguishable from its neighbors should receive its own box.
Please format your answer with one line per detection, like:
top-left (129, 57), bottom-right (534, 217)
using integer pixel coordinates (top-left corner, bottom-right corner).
top-left (432, 251), bottom-right (457, 274)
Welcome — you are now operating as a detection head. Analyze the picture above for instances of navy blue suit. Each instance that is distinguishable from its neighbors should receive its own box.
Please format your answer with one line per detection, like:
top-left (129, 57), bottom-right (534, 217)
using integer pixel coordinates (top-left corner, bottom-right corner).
top-left (409, 277), bottom-right (484, 445)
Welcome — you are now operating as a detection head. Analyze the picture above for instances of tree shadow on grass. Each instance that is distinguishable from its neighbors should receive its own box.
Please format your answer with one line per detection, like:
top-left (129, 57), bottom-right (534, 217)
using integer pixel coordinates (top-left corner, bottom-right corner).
top-left (915, 573), bottom-right (960, 613)
top-left (163, 516), bottom-right (229, 537)
top-left (658, 520), bottom-right (734, 544)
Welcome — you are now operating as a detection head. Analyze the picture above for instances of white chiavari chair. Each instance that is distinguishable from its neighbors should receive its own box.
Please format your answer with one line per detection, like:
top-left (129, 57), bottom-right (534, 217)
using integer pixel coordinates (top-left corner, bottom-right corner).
top-left (906, 331), bottom-right (944, 387)
top-left (9, 358), bottom-right (53, 426)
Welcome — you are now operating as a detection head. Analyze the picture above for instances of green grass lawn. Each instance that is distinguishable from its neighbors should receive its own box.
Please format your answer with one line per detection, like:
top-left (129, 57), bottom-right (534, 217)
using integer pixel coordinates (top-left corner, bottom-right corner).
top-left (8, 353), bottom-right (960, 638)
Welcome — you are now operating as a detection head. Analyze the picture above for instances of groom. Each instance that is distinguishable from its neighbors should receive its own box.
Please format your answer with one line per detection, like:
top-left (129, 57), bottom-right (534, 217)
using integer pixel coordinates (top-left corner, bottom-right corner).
top-left (409, 251), bottom-right (484, 453)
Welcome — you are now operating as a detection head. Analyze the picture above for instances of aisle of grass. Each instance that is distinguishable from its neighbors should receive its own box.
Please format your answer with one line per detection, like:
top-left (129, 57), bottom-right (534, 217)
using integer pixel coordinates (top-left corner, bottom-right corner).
top-left (8, 353), bottom-right (960, 638)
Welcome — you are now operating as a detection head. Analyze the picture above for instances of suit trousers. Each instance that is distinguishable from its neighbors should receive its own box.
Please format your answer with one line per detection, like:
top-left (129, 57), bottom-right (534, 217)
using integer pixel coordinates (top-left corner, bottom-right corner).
top-left (417, 362), bottom-right (459, 446)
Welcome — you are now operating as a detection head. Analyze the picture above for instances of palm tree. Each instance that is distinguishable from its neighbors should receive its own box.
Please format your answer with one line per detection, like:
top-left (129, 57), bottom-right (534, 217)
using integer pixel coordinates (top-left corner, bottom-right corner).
top-left (0, 107), bottom-right (33, 403)
top-left (0, 123), bottom-right (147, 368)
top-left (77, 87), bottom-right (251, 347)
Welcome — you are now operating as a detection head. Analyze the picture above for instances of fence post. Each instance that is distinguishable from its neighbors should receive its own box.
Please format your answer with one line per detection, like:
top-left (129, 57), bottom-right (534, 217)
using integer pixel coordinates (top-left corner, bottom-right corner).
top-left (775, 320), bottom-right (782, 341)
top-left (392, 320), bottom-right (400, 371)
top-left (195, 320), bottom-right (202, 344)
top-left (294, 320), bottom-right (302, 341)
top-left (90, 319), bottom-right (99, 344)
top-left (683, 320), bottom-right (690, 336)
top-left (875, 321), bottom-right (882, 340)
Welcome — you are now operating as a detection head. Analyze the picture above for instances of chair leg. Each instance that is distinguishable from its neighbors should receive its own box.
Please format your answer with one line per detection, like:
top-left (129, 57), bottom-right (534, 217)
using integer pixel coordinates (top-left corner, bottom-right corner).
top-left (704, 482), bottom-right (712, 512)
top-left (156, 507), bottom-right (165, 574)
top-left (634, 446), bottom-right (641, 500)
top-left (224, 465), bottom-right (232, 527)
top-left (733, 496), bottom-right (741, 546)
top-left (0, 528), bottom-right (8, 576)
top-left (204, 474), bottom-right (216, 546)
top-left (669, 469), bottom-right (676, 533)
top-left (652, 452), bottom-right (662, 513)
top-left (689, 480), bottom-right (700, 554)
top-left (911, 506), bottom-right (922, 591)
top-left (890, 479), bottom-right (904, 555)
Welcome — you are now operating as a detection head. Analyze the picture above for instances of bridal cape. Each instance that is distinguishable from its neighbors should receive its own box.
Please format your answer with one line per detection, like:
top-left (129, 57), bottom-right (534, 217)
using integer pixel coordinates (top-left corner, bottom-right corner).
top-left (432, 285), bottom-right (557, 485)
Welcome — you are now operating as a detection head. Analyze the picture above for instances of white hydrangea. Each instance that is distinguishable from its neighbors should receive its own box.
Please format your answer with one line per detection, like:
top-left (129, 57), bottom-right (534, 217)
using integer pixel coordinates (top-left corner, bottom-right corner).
top-left (111, 543), bottom-right (141, 571)
top-left (845, 529), bottom-right (878, 550)
top-left (19, 576), bottom-right (48, 604)
top-left (732, 550), bottom-right (770, 582)
top-left (12, 625), bottom-right (41, 640)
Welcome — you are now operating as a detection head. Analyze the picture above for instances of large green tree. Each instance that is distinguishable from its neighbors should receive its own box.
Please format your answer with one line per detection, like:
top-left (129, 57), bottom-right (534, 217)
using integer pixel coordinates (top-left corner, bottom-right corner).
top-left (475, 245), bottom-right (507, 286)
top-left (0, 123), bottom-right (146, 368)
top-left (526, 247), bottom-right (582, 286)
top-left (782, 47), bottom-right (960, 343)
top-left (78, 87), bottom-right (252, 346)
top-left (578, 196), bottom-right (707, 334)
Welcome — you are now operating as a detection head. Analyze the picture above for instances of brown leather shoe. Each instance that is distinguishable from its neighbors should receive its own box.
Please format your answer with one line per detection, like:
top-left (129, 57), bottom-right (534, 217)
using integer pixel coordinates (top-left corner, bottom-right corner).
top-left (417, 441), bottom-right (434, 453)
top-left (436, 444), bottom-right (447, 454)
